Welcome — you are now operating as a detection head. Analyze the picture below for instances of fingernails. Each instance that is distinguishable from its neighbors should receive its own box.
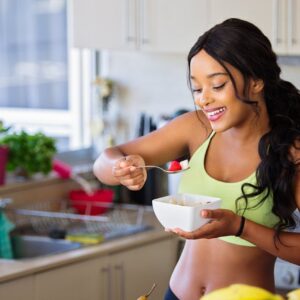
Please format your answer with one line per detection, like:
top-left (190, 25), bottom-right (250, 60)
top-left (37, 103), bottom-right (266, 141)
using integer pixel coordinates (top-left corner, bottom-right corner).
top-left (165, 228), bottom-right (178, 234)
top-left (201, 210), bottom-right (208, 218)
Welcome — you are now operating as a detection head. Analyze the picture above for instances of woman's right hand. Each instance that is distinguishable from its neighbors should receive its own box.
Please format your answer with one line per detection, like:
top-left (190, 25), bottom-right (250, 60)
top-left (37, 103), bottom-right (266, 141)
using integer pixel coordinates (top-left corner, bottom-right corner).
top-left (112, 155), bottom-right (147, 191)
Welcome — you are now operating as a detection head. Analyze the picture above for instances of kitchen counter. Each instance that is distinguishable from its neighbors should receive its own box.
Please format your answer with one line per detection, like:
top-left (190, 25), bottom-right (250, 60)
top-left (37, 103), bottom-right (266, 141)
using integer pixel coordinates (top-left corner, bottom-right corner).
top-left (0, 154), bottom-right (177, 300)
top-left (0, 212), bottom-right (176, 283)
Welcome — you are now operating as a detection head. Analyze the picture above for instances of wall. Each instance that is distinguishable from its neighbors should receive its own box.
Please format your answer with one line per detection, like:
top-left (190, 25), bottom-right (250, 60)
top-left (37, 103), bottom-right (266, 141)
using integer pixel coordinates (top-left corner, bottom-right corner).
top-left (280, 60), bottom-right (300, 89)
top-left (102, 51), bottom-right (194, 142)
top-left (103, 51), bottom-right (300, 142)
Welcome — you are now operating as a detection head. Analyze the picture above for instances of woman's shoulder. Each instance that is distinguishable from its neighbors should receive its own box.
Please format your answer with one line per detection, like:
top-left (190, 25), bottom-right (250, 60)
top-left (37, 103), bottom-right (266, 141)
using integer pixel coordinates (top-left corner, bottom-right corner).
top-left (168, 110), bottom-right (212, 151)
top-left (170, 110), bottom-right (209, 130)
top-left (289, 139), bottom-right (300, 164)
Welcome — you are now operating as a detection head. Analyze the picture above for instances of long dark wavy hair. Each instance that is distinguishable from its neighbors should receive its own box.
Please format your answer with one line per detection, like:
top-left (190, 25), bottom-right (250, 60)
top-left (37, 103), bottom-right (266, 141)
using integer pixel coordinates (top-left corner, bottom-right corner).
top-left (187, 18), bottom-right (300, 241)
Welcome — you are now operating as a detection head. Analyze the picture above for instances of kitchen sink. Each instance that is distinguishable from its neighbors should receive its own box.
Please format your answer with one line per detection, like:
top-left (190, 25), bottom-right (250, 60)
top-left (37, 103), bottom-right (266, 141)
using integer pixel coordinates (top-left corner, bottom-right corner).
top-left (10, 223), bottom-right (152, 260)
top-left (8, 203), bottom-right (154, 260)
top-left (11, 235), bottom-right (82, 259)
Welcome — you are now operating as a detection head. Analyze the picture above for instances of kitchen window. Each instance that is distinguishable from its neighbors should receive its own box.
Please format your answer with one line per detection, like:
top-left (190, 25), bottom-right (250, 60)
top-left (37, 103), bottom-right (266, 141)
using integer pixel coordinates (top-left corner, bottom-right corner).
top-left (0, 0), bottom-right (96, 151)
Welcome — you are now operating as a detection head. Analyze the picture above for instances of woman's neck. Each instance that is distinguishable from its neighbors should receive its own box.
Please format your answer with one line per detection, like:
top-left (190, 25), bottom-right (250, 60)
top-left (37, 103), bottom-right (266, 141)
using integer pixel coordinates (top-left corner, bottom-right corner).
top-left (222, 101), bottom-right (270, 145)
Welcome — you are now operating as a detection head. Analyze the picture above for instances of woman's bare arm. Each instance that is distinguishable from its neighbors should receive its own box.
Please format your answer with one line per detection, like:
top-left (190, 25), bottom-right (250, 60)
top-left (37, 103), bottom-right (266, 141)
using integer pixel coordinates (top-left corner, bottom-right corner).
top-left (241, 147), bottom-right (300, 264)
top-left (93, 111), bottom-right (209, 186)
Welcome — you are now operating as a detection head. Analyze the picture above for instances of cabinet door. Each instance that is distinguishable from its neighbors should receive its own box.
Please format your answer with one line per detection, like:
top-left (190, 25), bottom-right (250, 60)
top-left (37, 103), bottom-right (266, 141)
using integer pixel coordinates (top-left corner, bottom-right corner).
top-left (0, 276), bottom-right (34, 300)
top-left (208, 0), bottom-right (278, 51)
top-left (141, 0), bottom-right (209, 54)
top-left (273, 0), bottom-right (288, 54)
top-left (71, 0), bottom-right (137, 51)
top-left (111, 238), bottom-right (178, 300)
top-left (287, 0), bottom-right (300, 54)
top-left (35, 256), bottom-right (110, 300)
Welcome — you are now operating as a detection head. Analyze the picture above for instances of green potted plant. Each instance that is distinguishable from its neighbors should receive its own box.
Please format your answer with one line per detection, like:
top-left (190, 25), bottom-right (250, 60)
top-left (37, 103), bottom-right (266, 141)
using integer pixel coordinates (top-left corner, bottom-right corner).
top-left (0, 130), bottom-right (57, 178)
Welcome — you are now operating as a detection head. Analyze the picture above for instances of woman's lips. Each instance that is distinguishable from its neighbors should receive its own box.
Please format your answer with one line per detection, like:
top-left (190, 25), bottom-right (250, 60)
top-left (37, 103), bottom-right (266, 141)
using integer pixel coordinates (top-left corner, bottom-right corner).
top-left (205, 107), bottom-right (226, 122)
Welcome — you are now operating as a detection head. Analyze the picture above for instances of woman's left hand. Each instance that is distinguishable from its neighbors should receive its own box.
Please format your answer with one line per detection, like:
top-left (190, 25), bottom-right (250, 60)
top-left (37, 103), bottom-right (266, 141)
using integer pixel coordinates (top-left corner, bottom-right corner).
top-left (166, 209), bottom-right (242, 240)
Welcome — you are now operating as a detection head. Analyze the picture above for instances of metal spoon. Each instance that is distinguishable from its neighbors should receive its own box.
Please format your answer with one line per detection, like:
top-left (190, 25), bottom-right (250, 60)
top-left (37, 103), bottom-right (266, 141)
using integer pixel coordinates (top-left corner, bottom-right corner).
top-left (136, 165), bottom-right (190, 174)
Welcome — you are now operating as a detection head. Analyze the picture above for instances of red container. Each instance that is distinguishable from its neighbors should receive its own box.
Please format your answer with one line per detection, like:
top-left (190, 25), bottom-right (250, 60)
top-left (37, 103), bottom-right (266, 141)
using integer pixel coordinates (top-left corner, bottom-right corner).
top-left (69, 189), bottom-right (114, 215)
top-left (0, 146), bottom-right (8, 185)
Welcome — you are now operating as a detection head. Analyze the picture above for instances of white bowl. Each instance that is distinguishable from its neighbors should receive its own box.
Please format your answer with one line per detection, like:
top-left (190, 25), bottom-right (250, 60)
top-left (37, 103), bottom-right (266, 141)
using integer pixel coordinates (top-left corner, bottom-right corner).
top-left (152, 193), bottom-right (222, 232)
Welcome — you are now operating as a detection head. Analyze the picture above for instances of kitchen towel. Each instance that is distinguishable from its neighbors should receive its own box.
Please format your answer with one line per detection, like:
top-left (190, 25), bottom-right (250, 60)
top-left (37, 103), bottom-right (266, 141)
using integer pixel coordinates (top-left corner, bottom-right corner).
top-left (0, 211), bottom-right (14, 259)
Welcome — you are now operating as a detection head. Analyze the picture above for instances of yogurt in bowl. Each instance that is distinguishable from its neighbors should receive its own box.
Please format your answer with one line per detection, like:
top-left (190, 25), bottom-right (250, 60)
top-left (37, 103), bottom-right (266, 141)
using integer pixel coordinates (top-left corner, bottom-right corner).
top-left (152, 193), bottom-right (222, 232)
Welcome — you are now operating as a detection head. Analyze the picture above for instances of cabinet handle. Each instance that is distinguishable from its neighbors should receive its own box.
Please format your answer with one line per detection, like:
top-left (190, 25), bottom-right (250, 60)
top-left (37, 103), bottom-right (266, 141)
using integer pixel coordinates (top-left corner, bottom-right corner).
top-left (140, 0), bottom-right (149, 44)
top-left (287, 0), bottom-right (297, 45)
top-left (115, 264), bottom-right (125, 300)
top-left (273, 0), bottom-right (282, 45)
top-left (126, 0), bottom-right (135, 43)
top-left (101, 266), bottom-right (112, 300)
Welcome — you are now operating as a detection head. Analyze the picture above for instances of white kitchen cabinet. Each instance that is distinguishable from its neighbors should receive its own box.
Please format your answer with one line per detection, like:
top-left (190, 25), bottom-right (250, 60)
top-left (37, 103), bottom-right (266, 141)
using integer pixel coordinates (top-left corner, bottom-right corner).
top-left (0, 276), bottom-right (34, 300)
top-left (71, 0), bottom-right (208, 54)
top-left (286, 0), bottom-right (300, 54)
top-left (207, 0), bottom-right (274, 41)
top-left (110, 238), bottom-right (177, 300)
top-left (137, 0), bottom-right (208, 53)
top-left (34, 256), bottom-right (110, 300)
top-left (207, 0), bottom-right (300, 55)
top-left (71, 0), bottom-right (134, 51)
top-left (33, 237), bottom-right (177, 300)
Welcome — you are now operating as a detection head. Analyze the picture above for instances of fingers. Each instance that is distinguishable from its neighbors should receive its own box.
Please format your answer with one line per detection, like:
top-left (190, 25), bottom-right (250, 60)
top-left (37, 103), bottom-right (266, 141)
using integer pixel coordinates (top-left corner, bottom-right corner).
top-left (164, 208), bottom-right (241, 241)
top-left (165, 222), bottom-right (216, 240)
top-left (165, 228), bottom-right (202, 240)
top-left (120, 173), bottom-right (145, 190)
top-left (113, 156), bottom-right (137, 176)
top-left (112, 155), bottom-right (147, 190)
top-left (114, 156), bottom-right (132, 171)
top-left (201, 209), bottom-right (225, 220)
top-left (113, 164), bottom-right (138, 177)
top-left (169, 228), bottom-right (199, 239)
top-left (165, 209), bottom-right (240, 240)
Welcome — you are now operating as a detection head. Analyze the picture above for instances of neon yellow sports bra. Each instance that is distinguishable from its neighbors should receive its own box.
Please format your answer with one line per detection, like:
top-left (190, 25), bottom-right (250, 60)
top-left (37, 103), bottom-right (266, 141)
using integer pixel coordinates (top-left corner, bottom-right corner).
top-left (178, 131), bottom-right (279, 247)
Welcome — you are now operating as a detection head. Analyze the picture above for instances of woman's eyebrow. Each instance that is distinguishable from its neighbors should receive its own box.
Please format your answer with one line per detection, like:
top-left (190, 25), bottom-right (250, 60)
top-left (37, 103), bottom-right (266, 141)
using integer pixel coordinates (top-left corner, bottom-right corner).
top-left (207, 72), bottom-right (228, 78)
top-left (190, 72), bottom-right (228, 81)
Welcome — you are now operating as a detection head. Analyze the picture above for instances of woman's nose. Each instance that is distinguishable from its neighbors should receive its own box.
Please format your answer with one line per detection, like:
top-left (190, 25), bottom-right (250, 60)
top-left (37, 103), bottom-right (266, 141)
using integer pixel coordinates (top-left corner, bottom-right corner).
top-left (195, 93), bottom-right (212, 108)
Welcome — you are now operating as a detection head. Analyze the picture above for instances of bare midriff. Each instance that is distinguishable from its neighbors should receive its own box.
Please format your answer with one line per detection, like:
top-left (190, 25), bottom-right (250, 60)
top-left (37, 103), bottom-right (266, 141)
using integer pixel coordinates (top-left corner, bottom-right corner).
top-left (169, 239), bottom-right (276, 300)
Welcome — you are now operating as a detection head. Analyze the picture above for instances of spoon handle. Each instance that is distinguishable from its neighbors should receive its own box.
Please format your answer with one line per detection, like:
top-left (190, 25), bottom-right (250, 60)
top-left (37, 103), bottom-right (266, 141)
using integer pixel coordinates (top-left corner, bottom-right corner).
top-left (136, 165), bottom-right (190, 174)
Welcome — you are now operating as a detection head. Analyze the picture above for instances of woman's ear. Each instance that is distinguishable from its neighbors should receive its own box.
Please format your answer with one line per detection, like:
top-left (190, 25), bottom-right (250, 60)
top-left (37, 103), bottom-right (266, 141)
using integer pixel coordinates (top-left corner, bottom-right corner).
top-left (250, 78), bottom-right (264, 94)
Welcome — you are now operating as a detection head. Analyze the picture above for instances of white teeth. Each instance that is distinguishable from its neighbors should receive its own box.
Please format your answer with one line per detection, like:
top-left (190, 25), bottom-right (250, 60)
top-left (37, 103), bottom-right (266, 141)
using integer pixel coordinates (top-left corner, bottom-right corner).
top-left (207, 107), bottom-right (226, 117)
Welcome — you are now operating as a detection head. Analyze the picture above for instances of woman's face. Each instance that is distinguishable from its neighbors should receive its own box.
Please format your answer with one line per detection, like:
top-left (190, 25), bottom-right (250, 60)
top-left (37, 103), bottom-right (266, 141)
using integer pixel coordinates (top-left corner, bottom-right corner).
top-left (190, 50), bottom-right (260, 132)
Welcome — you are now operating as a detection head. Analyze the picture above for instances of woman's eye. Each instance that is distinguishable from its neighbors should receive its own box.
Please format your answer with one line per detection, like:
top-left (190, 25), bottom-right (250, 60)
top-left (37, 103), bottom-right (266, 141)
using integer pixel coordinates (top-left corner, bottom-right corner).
top-left (192, 88), bottom-right (202, 94)
top-left (213, 82), bottom-right (226, 90)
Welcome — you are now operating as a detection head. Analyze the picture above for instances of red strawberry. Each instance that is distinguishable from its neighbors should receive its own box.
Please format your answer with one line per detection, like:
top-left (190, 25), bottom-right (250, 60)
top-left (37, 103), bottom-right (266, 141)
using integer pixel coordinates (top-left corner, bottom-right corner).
top-left (168, 160), bottom-right (182, 171)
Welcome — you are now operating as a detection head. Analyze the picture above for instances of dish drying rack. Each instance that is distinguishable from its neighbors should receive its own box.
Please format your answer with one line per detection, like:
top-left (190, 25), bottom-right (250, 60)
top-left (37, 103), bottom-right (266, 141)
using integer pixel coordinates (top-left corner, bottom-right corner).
top-left (7, 199), bottom-right (152, 240)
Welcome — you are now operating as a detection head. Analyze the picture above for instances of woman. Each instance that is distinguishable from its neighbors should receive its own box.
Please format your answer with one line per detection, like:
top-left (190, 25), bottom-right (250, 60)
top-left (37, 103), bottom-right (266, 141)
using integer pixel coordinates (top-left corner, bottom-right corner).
top-left (93, 18), bottom-right (300, 300)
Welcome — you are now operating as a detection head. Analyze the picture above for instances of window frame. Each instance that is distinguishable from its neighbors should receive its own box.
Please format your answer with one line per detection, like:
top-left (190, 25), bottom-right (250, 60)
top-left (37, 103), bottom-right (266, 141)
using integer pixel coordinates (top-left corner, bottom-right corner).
top-left (0, 0), bottom-right (96, 151)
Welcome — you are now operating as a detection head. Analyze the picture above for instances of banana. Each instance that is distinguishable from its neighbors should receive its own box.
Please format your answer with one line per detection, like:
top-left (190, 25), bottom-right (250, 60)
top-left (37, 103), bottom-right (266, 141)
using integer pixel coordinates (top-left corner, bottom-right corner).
top-left (137, 283), bottom-right (156, 300)
top-left (201, 284), bottom-right (284, 300)
top-left (287, 289), bottom-right (300, 300)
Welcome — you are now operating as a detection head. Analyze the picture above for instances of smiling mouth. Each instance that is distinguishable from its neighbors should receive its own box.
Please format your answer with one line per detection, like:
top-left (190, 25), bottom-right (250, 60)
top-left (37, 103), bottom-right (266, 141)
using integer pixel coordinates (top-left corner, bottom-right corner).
top-left (205, 107), bottom-right (226, 121)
